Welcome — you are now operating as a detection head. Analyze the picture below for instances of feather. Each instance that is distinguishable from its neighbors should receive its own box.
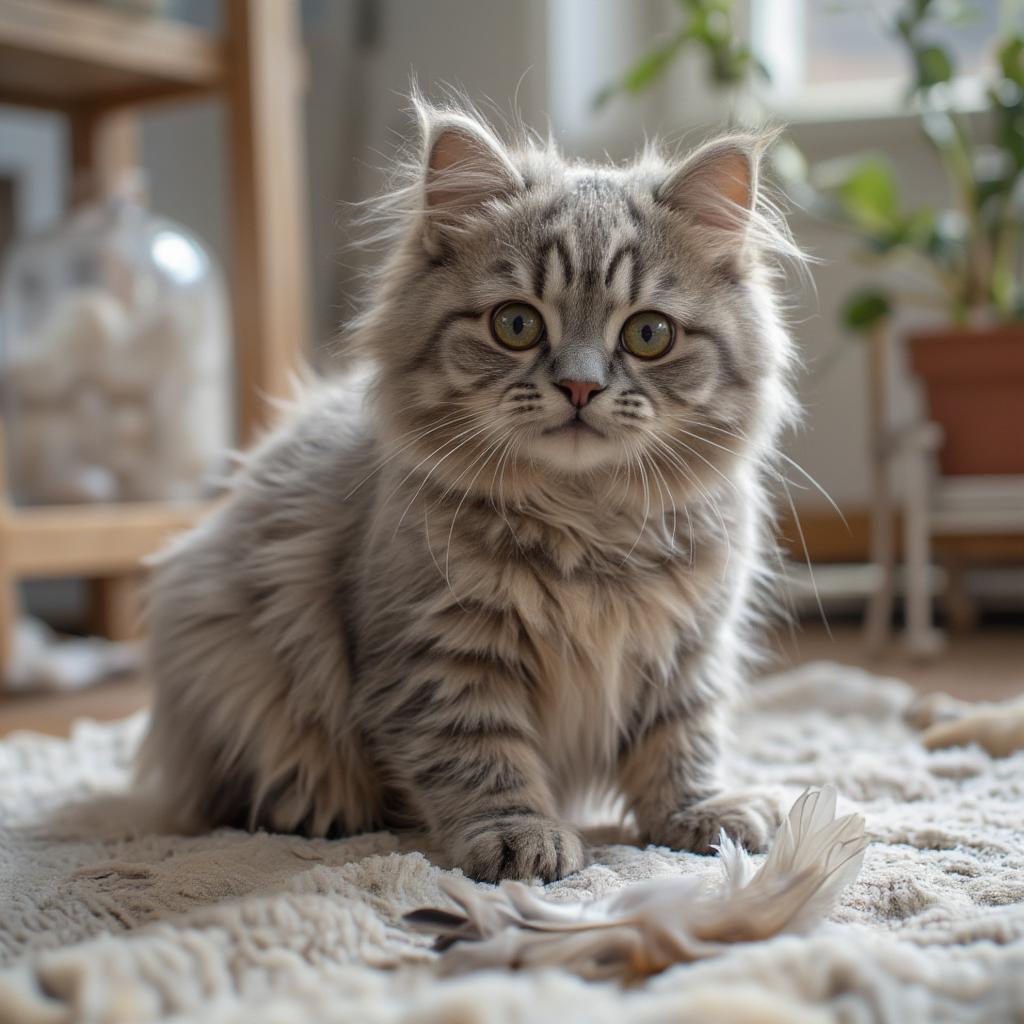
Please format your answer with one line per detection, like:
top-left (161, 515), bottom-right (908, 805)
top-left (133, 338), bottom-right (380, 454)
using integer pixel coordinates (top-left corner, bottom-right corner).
top-left (405, 786), bottom-right (867, 982)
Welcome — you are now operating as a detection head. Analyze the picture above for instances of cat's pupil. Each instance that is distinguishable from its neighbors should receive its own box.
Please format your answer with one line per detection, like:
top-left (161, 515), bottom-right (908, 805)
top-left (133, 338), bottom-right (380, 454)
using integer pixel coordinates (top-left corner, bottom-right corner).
top-left (513, 315), bottom-right (524, 334)
top-left (641, 324), bottom-right (653, 342)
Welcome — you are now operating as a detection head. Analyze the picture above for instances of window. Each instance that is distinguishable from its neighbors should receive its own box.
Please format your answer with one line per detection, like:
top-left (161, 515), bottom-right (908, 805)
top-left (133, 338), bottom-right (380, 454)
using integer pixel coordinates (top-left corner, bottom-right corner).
top-left (752, 0), bottom-right (1006, 119)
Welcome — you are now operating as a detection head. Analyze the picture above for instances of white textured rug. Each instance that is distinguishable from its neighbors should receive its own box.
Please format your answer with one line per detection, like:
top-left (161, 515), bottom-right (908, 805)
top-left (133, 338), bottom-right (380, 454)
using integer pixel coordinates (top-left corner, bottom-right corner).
top-left (1, 662), bottom-right (1023, 1023)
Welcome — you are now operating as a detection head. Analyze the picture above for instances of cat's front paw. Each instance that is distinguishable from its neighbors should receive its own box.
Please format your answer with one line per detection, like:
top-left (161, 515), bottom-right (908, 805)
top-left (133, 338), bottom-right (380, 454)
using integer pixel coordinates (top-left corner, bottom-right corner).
top-left (452, 813), bottom-right (587, 883)
top-left (648, 788), bottom-right (785, 854)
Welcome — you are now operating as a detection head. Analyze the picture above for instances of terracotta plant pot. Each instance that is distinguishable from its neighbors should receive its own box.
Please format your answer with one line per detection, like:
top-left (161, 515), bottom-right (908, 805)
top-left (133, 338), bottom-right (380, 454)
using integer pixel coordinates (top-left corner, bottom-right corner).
top-left (907, 323), bottom-right (1024, 476)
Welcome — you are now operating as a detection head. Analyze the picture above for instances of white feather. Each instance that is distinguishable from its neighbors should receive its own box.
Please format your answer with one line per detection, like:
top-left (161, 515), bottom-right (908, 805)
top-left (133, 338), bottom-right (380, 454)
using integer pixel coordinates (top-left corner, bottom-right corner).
top-left (406, 786), bottom-right (867, 981)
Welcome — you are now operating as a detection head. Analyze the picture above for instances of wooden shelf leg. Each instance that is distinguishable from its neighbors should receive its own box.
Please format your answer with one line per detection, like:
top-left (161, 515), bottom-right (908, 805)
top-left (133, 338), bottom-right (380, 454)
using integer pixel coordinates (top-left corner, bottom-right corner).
top-left (69, 104), bottom-right (139, 201)
top-left (0, 539), bottom-right (19, 676)
top-left (0, 423), bottom-right (20, 680)
top-left (226, 0), bottom-right (311, 446)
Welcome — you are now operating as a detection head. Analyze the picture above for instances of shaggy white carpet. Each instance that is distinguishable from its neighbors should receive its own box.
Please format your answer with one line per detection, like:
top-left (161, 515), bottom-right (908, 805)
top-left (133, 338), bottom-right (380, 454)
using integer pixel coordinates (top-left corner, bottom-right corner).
top-left (1, 662), bottom-right (1022, 1023)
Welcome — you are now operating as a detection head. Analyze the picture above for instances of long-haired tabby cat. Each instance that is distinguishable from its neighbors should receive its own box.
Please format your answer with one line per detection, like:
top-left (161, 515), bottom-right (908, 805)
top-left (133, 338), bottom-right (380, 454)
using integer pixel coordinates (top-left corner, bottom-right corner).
top-left (140, 96), bottom-right (801, 883)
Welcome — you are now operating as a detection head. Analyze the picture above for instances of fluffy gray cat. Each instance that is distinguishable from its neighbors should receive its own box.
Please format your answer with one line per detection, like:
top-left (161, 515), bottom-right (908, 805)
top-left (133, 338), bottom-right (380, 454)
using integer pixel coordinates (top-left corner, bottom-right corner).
top-left (139, 97), bottom-right (800, 882)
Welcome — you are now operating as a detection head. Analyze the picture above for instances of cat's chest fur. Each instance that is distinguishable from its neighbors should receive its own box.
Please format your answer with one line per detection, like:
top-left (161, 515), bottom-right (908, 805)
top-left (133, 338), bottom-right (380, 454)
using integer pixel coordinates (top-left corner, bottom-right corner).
top-left (443, 503), bottom-right (724, 802)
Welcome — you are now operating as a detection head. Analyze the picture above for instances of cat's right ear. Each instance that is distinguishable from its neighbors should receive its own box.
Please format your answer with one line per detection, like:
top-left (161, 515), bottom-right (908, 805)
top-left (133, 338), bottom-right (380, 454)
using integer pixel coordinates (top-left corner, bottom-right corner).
top-left (418, 105), bottom-right (522, 253)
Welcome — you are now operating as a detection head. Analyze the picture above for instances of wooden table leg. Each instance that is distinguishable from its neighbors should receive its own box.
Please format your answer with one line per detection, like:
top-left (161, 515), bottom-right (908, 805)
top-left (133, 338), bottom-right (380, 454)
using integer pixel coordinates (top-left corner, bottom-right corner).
top-left (903, 424), bottom-right (946, 660)
top-left (863, 320), bottom-right (896, 656)
top-left (944, 557), bottom-right (979, 634)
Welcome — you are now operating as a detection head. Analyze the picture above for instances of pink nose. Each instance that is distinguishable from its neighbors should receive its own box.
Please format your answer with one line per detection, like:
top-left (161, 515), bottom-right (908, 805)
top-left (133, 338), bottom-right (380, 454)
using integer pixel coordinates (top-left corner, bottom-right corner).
top-left (557, 379), bottom-right (604, 408)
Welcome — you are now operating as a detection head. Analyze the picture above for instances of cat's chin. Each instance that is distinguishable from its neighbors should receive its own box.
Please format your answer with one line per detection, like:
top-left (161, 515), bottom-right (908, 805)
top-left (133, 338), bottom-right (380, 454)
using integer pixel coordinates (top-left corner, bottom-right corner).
top-left (529, 428), bottom-right (618, 474)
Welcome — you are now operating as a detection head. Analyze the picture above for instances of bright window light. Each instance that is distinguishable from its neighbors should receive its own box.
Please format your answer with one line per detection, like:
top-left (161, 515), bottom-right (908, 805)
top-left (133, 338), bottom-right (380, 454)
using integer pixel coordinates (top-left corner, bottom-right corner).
top-left (752, 0), bottom-right (1004, 119)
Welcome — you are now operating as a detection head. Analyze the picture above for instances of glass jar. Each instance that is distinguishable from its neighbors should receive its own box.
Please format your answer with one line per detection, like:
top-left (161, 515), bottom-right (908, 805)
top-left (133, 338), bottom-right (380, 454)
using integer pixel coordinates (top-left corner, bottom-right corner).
top-left (0, 194), bottom-right (233, 504)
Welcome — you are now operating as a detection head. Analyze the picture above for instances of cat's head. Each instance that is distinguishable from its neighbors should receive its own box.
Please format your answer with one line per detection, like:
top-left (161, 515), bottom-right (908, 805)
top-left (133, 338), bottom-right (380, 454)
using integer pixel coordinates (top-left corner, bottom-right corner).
top-left (355, 97), bottom-right (799, 502)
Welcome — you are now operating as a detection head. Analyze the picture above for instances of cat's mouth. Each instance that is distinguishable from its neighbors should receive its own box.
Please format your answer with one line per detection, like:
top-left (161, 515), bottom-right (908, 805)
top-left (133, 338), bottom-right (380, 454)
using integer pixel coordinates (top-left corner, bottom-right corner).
top-left (542, 416), bottom-right (606, 439)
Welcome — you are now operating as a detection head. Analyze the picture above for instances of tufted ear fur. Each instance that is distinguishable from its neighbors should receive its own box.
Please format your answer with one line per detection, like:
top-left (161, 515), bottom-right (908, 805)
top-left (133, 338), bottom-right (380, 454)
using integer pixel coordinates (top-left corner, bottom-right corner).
top-left (656, 134), bottom-right (770, 241)
top-left (419, 104), bottom-right (522, 253)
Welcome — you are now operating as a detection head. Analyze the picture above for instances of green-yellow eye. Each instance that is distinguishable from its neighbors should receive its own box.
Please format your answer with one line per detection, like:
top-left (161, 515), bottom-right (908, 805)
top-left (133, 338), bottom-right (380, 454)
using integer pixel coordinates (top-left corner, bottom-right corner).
top-left (621, 311), bottom-right (675, 359)
top-left (491, 302), bottom-right (545, 351)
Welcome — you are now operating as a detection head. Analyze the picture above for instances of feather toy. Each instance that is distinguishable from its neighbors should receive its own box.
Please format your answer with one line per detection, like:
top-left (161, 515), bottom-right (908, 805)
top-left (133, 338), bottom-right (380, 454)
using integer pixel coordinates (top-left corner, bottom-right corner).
top-left (405, 786), bottom-right (867, 982)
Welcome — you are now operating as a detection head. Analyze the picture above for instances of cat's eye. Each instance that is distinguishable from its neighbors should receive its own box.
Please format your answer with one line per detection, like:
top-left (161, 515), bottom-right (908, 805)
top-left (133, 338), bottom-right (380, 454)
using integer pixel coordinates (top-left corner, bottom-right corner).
top-left (620, 311), bottom-right (675, 360)
top-left (491, 301), bottom-right (545, 351)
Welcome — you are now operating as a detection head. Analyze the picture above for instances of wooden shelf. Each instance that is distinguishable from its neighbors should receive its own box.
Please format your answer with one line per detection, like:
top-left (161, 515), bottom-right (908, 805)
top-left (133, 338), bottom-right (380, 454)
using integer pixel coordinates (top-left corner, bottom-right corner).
top-left (0, 0), bottom-right (309, 670)
top-left (6, 500), bottom-right (214, 577)
top-left (0, 0), bottom-right (224, 109)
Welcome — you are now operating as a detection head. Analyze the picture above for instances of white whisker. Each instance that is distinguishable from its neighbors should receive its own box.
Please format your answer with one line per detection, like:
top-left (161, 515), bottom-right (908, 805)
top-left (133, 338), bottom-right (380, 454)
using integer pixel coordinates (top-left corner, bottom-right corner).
top-left (642, 429), bottom-right (733, 579)
top-left (344, 410), bottom-right (479, 500)
top-left (391, 421), bottom-right (496, 537)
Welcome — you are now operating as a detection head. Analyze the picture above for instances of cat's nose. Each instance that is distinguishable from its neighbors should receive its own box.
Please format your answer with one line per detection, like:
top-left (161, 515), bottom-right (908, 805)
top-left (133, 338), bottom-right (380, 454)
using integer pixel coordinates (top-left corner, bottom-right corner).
top-left (556, 379), bottom-right (605, 408)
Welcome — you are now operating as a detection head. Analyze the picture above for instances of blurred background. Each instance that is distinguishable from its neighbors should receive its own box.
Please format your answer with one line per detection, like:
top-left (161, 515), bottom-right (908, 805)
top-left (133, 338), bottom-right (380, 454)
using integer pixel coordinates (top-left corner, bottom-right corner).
top-left (0, 0), bottom-right (1022, 734)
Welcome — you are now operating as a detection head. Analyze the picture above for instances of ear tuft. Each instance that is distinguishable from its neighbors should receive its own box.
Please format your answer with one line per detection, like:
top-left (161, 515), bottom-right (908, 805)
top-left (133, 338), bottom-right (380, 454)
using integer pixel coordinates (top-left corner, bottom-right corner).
top-left (657, 134), bottom-right (772, 238)
top-left (418, 105), bottom-right (522, 249)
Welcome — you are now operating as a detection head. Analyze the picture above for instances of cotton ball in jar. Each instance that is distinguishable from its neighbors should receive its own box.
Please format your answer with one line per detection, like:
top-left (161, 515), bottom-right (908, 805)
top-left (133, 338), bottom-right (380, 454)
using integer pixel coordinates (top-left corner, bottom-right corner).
top-left (111, 448), bottom-right (156, 501)
top-left (12, 407), bottom-right (78, 502)
top-left (160, 377), bottom-right (229, 494)
top-left (56, 288), bottom-right (129, 385)
top-left (61, 464), bottom-right (120, 503)
top-left (71, 385), bottom-right (114, 467)
top-left (3, 341), bottom-right (78, 405)
top-left (13, 407), bottom-right (118, 504)
top-left (101, 306), bottom-right (192, 400)
top-left (110, 401), bottom-right (151, 451)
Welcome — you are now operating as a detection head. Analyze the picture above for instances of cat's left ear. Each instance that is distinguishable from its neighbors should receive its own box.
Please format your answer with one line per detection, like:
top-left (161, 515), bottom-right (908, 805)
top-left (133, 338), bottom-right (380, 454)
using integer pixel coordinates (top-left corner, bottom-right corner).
top-left (656, 133), bottom-right (772, 241)
top-left (419, 107), bottom-right (522, 252)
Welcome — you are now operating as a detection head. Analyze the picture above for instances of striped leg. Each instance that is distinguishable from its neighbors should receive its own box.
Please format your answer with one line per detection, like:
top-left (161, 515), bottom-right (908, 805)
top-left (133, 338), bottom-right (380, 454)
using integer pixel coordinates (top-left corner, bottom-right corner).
top-left (618, 703), bottom-right (783, 854)
top-left (378, 604), bottom-right (586, 883)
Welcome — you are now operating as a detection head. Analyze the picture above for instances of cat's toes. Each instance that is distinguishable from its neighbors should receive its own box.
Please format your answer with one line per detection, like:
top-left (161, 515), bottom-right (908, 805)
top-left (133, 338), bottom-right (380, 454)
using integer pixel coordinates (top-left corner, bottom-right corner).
top-left (649, 788), bottom-right (785, 854)
top-left (452, 813), bottom-right (587, 883)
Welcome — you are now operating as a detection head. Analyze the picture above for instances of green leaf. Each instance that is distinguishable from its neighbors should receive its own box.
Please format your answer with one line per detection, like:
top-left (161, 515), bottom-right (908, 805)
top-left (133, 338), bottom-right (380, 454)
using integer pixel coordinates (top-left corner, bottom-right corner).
top-left (593, 34), bottom-right (687, 108)
top-left (998, 36), bottom-right (1024, 88)
top-left (902, 207), bottom-right (938, 247)
top-left (710, 44), bottom-right (751, 85)
top-left (836, 158), bottom-right (902, 232)
top-left (841, 289), bottom-right (892, 332)
top-left (622, 39), bottom-right (686, 93)
top-left (914, 44), bottom-right (953, 89)
top-left (869, 206), bottom-right (936, 255)
top-left (594, 0), bottom-right (749, 108)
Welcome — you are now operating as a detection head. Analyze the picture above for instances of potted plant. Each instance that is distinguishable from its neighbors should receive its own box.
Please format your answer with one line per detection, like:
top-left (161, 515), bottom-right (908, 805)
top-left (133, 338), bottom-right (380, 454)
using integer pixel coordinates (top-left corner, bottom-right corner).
top-left (830, 7), bottom-right (1024, 476)
top-left (598, 0), bottom-right (1024, 476)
